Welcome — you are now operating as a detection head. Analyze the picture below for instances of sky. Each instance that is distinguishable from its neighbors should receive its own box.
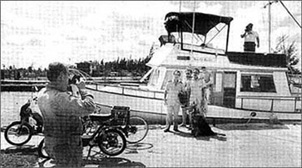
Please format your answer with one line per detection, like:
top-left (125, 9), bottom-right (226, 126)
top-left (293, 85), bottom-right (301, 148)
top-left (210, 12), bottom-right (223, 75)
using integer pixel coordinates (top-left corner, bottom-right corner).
top-left (1, 1), bottom-right (301, 69)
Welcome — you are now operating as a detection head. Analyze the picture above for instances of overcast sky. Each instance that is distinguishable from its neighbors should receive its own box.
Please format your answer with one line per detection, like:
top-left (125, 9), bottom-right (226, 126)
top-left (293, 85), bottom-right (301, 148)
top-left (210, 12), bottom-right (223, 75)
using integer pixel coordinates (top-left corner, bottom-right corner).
top-left (1, 1), bottom-right (301, 69)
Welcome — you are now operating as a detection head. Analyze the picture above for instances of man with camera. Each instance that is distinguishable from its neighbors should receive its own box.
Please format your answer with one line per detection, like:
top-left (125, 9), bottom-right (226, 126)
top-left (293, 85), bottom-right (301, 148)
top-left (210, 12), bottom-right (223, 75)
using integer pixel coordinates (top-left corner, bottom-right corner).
top-left (241, 23), bottom-right (260, 52)
top-left (37, 62), bottom-right (96, 167)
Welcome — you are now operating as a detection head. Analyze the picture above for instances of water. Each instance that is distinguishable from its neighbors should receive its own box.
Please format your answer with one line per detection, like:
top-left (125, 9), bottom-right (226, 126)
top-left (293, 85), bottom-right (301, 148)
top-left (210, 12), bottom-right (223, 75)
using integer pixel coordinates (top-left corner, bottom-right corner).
top-left (1, 92), bottom-right (35, 127)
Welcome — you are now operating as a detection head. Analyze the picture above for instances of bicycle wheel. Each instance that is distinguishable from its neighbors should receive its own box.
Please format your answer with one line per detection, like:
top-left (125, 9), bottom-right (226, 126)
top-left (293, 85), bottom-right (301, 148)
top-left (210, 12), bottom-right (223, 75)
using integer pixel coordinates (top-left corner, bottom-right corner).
top-left (126, 116), bottom-right (149, 144)
top-left (98, 129), bottom-right (126, 156)
top-left (38, 139), bottom-right (51, 159)
top-left (4, 121), bottom-right (33, 146)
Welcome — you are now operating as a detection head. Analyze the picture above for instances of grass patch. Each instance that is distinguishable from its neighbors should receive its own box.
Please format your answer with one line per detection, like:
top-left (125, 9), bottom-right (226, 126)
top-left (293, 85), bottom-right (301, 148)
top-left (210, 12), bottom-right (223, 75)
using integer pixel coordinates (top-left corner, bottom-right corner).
top-left (1, 147), bottom-right (38, 168)
top-left (0, 153), bottom-right (38, 168)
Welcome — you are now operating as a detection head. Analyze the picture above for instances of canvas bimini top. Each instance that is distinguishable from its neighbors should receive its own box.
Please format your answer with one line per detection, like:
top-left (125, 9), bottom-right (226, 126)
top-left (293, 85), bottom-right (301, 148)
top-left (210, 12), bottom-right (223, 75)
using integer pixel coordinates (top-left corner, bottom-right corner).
top-left (164, 12), bottom-right (233, 36)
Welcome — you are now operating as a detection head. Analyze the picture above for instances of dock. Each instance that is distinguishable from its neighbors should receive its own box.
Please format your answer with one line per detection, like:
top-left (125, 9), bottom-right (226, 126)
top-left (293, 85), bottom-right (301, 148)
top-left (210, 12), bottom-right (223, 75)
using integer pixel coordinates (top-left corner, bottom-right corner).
top-left (1, 123), bottom-right (301, 167)
top-left (1, 80), bottom-right (47, 91)
top-left (1, 77), bottom-right (141, 91)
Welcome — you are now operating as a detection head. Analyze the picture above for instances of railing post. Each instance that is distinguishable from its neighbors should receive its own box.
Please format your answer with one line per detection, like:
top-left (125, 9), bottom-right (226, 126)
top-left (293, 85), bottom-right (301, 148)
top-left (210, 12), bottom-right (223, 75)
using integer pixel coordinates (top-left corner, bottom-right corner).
top-left (270, 99), bottom-right (274, 112)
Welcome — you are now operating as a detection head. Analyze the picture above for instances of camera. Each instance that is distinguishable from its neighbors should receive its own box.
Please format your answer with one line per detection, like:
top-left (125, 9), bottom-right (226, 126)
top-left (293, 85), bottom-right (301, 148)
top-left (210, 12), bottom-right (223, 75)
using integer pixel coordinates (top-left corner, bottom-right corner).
top-left (68, 74), bottom-right (81, 85)
top-left (68, 74), bottom-right (81, 95)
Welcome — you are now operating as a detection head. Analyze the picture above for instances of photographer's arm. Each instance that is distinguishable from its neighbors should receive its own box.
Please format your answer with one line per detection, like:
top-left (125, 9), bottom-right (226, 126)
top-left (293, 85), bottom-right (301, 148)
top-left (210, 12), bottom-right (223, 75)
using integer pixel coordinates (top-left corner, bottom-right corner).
top-left (241, 32), bottom-right (246, 38)
top-left (56, 92), bottom-right (96, 117)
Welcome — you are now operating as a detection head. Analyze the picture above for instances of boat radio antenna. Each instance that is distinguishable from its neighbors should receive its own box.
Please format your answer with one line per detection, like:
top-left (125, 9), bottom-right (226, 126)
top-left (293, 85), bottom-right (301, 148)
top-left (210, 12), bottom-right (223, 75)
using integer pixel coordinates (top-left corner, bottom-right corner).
top-left (263, 1), bottom-right (301, 52)
top-left (179, 0), bottom-right (182, 12)
top-left (190, 1), bottom-right (196, 55)
top-left (177, 0), bottom-right (182, 41)
top-left (263, 0), bottom-right (278, 53)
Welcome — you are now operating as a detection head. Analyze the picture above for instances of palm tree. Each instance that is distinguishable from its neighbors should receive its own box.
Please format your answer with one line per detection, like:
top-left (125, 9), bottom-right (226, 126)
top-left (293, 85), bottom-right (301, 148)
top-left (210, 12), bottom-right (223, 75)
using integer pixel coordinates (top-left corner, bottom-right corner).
top-left (274, 35), bottom-right (300, 74)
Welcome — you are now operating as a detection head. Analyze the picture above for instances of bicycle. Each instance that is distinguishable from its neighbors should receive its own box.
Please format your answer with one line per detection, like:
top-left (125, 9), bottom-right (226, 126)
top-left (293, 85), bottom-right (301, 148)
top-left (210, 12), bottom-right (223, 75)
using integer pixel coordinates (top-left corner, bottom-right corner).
top-left (4, 94), bottom-right (43, 146)
top-left (67, 69), bottom-right (149, 143)
top-left (38, 106), bottom-right (128, 158)
top-left (83, 105), bottom-right (149, 144)
top-left (109, 106), bottom-right (149, 144)
top-left (38, 105), bottom-right (149, 158)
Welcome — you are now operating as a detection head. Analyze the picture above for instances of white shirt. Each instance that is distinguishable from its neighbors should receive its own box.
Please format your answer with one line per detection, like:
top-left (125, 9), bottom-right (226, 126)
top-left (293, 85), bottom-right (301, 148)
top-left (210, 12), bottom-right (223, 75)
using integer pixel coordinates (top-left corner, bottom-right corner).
top-left (244, 31), bottom-right (259, 42)
top-left (189, 78), bottom-right (205, 104)
top-left (165, 80), bottom-right (184, 106)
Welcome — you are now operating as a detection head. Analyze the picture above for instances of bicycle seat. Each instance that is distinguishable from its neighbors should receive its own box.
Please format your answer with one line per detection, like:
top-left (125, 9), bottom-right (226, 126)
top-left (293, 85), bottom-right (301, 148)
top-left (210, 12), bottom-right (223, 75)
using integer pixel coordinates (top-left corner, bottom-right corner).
top-left (89, 113), bottom-right (112, 122)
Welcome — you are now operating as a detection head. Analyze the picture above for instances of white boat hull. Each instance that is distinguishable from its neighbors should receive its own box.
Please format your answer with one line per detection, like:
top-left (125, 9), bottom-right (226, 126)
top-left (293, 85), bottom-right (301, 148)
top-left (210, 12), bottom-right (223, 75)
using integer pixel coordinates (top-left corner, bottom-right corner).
top-left (86, 85), bottom-right (301, 124)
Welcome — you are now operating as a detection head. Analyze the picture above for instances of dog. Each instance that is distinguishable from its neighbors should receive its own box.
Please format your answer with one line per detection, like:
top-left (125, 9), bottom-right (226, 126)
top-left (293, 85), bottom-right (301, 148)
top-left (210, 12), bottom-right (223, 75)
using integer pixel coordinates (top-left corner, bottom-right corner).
top-left (190, 105), bottom-right (225, 137)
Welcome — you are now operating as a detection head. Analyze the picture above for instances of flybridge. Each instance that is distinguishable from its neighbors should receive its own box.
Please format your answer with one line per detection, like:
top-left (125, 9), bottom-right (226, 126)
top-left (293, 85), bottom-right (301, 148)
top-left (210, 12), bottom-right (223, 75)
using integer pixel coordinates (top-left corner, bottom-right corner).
top-left (162, 12), bottom-right (287, 68)
top-left (164, 12), bottom-right (233, 36)
top-left (164, 12), bottom-right (233, 52)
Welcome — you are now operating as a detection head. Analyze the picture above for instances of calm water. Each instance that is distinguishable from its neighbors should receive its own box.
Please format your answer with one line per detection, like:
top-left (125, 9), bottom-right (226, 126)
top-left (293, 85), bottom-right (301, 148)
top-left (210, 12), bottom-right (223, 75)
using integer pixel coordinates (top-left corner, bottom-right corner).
top-left (1, 91), bottom-right (36, 127)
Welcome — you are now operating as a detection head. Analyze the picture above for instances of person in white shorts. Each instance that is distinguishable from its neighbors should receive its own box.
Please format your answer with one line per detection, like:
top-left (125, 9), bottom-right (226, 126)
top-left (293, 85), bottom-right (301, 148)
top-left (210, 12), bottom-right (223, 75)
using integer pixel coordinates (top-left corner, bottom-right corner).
top-left (164, 70), bottom-right (184, 132)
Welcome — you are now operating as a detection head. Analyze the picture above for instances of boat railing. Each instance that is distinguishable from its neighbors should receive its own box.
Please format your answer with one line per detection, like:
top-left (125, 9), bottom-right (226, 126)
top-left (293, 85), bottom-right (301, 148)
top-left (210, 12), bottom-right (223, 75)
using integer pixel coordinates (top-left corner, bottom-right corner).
top-left (238, 95), bottom-right (301, 113)
top-left (288, 74), bottom-right (302, 94)
top-left (181, 43), bottom-right (225, 55)
top-left (89, 82), bottom-right (164, 100)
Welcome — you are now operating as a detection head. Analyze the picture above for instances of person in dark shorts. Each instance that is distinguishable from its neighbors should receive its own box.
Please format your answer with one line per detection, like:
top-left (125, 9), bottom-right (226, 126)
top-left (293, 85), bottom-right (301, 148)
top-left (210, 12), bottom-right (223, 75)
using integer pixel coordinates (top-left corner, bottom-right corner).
top-left (179, 68), bottom-right (193, 127)
top-left (241, 23), bottom-right (260, 52)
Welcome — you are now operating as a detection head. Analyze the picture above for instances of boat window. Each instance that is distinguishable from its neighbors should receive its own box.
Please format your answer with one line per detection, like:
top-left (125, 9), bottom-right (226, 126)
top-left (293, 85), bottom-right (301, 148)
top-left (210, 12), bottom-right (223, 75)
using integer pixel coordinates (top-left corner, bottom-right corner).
top-left (241, 74), bottom-right (276, 92)
top-left (148, 68), bottom-right (160, 87)
top-left (161, 70), bottom-right (174, 90)
top-left (224, 73), bottom-right (236, 88)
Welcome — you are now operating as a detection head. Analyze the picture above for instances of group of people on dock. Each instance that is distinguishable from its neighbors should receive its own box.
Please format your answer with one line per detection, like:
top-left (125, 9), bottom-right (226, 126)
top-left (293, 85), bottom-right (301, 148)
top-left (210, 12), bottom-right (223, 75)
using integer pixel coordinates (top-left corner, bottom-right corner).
top-left (163, 67), bottom-right (213, 132)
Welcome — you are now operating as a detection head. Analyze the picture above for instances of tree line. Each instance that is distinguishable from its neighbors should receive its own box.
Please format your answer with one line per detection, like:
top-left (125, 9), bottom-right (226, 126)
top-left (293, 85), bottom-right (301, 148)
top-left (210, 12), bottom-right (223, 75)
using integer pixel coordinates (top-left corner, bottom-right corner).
top-left (1, 55), bottom-right (152, 80)
top-left (1, 36), bottom-right (300, 80)
top-left (76, 55), bottom-right (152, 77)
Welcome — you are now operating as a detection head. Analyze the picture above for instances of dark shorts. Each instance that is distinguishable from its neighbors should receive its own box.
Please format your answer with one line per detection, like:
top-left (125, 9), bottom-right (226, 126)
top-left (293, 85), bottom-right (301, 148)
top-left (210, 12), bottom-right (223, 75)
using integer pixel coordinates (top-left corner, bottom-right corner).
top-left (244, 42), bottom-right (256, 52)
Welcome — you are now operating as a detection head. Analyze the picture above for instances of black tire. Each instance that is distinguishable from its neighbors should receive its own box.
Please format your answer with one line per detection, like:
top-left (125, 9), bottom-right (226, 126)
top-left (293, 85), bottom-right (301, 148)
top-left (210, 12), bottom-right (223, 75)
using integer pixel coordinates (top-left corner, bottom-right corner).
top-left (4, 121), bottom-right (33, 146)
top-left (38, 139), bottom-right (51, 159)
top-left (126, 116), bottom-right (149, 144)
top-left (98, 129), bottom-right (126, 156)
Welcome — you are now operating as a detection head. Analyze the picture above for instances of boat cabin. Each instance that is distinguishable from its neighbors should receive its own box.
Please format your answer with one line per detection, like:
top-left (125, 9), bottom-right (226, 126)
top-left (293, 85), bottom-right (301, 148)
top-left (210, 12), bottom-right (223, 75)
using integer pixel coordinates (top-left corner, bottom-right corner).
top-left (144, 12), bottom-right (301, 113)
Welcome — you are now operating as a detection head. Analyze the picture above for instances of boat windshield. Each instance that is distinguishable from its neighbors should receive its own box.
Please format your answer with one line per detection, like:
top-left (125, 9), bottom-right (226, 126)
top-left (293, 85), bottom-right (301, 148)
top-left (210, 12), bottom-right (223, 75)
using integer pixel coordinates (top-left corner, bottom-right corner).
top-left (148, 68), bottom-right (162, 88)
top-left (170, 22), bottom-right (228, 50)
top-left (164, 12), bottom-right (233, 51)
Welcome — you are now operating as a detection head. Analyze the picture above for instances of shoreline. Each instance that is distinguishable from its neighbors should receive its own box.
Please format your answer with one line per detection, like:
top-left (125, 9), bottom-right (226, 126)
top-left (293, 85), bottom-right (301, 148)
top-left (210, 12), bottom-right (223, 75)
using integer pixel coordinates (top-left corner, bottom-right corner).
top-left (0, 78), bottom-right (141, 92)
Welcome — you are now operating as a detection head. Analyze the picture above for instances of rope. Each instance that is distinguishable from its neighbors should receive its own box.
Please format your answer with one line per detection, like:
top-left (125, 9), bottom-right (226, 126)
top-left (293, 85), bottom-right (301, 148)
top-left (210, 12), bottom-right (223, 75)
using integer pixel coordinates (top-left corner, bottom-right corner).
top-left (279, 0), bottom-right (301, 28)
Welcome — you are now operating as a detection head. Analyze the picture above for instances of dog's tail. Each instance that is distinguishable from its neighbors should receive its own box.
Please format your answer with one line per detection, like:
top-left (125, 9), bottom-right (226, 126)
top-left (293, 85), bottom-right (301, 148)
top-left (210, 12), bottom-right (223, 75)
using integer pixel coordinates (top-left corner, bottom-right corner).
top-left (215, 132), bottom-right (226, 136)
